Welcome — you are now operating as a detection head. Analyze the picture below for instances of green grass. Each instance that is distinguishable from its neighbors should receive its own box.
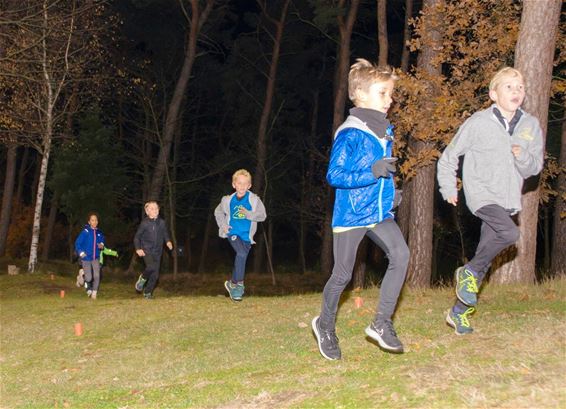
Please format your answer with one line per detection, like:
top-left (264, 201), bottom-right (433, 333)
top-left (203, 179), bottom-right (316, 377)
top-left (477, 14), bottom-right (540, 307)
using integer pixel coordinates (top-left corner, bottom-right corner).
top-left (1, 270), bottom-right (564, 408)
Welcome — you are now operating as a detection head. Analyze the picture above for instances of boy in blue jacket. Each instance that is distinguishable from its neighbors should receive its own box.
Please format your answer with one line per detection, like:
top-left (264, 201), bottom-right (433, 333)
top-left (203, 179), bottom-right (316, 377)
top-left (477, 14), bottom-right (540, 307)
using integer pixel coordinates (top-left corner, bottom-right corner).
top-left (74, 212), bottom-right (105, 299)
top-left (312, 59), bottom-right (409, 360)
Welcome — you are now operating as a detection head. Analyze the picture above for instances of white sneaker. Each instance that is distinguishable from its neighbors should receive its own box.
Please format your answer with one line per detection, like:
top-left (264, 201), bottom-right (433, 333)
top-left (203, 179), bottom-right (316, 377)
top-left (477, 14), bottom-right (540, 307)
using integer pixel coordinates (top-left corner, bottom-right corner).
top-left (91, 291), bottom-right (97, 300)
top-left (87, 290), bottom-right (93, 297)
top-left (76, 269), bottom-right (85, 287)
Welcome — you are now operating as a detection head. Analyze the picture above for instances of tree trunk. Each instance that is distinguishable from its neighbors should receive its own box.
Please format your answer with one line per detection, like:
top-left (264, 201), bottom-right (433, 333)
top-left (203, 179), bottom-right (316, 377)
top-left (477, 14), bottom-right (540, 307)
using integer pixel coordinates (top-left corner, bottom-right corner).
top-left (198, 210), bottom-right (214, 274)
top-left (400, 0), bottom-right (413, 72)
top-left (148, 0), bottom-right (213, 201)
top-left (551, 121), bottom-right (565, 276)
top-left (405, 0), bottom-right (443, 288)
top-left (15, 146), bottom-right (29, 205)
top-left (40, 190), bottom-right (59, 261)
top-left (252, 0), bottom-right (290, 274)
top-left (491, 0), bottom-right (560, 284)
top-left (321, 0), bottom-right (361, 275)
top-left (0, 143), bottom-right (17, 256)
top-left (377, 0), bottom-right (388, 66)
top-left (406, 156), bottom-right (436, 287)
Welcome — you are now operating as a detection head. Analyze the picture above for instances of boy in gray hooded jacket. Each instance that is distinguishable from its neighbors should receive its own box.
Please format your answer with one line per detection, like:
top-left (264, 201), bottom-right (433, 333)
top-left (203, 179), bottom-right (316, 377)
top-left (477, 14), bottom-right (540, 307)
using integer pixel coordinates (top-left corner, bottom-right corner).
top-left (214, 169), bottom-right (266, 301)
top-left (437, 67), bottom-right (543, 335)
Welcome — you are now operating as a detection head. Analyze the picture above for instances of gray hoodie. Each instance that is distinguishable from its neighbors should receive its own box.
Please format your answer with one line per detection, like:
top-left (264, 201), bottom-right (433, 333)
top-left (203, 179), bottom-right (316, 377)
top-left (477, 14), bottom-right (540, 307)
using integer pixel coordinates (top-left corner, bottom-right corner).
top-left (214, 191), bottom-right (266, 244)
top-left (437, 106), bottom-right (543, 215)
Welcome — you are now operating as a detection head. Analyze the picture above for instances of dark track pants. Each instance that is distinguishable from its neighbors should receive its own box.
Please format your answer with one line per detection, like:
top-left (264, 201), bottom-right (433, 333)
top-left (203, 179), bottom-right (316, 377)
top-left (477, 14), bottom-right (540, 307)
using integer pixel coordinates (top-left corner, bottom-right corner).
top-left (319, 219), bottom-right (409, 330)
top-left (142, 253), bottom-right (162, 295)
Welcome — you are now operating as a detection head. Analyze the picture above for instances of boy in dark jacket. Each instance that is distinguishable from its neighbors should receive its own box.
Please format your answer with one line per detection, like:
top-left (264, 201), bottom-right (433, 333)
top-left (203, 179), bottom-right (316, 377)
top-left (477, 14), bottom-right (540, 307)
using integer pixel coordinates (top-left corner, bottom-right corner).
top-left (312, 59), bottom-right (409, 360)
top-left (134, 201), bottom-right (173, 299)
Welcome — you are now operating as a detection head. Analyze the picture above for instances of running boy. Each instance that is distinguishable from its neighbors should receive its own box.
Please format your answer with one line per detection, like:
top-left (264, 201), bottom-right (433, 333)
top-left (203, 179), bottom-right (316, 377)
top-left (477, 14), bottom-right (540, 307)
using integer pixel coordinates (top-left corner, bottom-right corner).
top-left (214, 169), bottom-right (266, 301)
top-left (437, 67), bottom-right (543, 335)
top-left (134, 201), bottom-right (173, 299)
top-left (312, 59), bottom-right (410, 360)
top-left (74, 212), bottom-right (105, 299)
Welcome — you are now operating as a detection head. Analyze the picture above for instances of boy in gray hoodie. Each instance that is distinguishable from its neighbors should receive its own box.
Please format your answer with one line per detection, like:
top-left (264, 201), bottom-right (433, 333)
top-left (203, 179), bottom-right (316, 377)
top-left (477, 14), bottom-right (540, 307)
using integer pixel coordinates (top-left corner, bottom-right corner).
top-left (214, 169), bottom-right (266, 302)
top-left (437, 67), bottom-right (543, 335)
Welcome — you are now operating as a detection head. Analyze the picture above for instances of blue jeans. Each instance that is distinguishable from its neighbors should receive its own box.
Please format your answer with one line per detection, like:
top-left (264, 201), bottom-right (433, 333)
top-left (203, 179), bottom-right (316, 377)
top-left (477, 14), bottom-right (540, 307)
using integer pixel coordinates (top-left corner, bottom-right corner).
top-left (228, 235), bottom-right (251, 283)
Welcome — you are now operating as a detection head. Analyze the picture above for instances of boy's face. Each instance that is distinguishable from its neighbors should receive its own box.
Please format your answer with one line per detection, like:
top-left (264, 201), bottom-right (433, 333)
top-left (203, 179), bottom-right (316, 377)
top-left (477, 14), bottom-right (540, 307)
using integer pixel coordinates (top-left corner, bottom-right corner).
top-left (232, 175), bottom-right (251, 197)
top-left (88, 215), bottom-right (98, 229)
top-left (489, 75), bottom-right (525, 118)
top-left (355, 79), bottom-right (395, 113)
top-left (145, 204), bottom-right (159, 219)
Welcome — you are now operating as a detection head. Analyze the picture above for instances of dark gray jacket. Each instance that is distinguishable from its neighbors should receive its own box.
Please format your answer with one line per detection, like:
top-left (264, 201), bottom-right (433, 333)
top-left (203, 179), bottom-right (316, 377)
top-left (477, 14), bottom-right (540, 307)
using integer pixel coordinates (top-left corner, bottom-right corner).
top-left (134, 217), bottom-right (171, 256)
top-left (437, 106), bottom-right (543, 215)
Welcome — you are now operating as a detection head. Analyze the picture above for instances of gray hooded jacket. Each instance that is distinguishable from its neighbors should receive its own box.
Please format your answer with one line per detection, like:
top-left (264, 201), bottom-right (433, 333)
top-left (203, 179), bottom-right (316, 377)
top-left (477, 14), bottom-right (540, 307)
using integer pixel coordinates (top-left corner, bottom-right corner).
top-left (437, 106), bottom-right (543, 215)
top-left (214, 192), bottom-right (267, 244)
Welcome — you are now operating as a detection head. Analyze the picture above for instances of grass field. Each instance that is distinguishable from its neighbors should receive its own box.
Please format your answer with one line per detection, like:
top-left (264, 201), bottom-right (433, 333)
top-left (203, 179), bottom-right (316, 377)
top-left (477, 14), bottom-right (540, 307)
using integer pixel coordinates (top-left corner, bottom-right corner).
top-left (1, 268), bottom-right (564, 408)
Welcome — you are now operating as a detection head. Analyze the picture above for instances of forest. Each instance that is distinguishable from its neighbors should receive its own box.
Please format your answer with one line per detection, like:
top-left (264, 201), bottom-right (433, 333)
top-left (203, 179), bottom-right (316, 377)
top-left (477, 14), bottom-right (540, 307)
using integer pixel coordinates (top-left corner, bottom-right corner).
top-left (0, 0), bottom-right (564, 288)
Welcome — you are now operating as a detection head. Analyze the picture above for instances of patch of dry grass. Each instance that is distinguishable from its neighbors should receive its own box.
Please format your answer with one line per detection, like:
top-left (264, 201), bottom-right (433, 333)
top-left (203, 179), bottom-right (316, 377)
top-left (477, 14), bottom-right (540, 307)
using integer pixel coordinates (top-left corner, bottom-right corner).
top-left (0, 271), bottom-right (564, 408)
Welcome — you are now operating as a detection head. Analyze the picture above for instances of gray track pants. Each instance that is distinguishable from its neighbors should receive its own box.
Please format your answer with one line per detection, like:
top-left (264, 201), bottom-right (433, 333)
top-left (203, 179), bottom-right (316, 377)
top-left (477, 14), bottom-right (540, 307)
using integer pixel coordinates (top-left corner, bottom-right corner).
top-left (319, 219), bottom-right (409, 330)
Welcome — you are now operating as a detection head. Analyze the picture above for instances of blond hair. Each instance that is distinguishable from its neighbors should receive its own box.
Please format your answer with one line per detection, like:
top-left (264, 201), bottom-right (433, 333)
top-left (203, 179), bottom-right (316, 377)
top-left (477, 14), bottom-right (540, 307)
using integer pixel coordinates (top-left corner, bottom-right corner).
top-left (232, 169), bottom-right (252, 183)
top-left (144, 201), bottom-right (159, 210)
top-left (348, 58), bottom-right (398, 104)
top-left (489, 67), bottom-right (524, 91)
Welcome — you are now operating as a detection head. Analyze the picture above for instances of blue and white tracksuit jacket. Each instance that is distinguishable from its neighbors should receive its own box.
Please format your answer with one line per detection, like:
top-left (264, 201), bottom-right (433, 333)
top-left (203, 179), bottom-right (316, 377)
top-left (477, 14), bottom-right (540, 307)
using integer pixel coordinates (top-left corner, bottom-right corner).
top-left (327, 115), bottom-right (395, 230)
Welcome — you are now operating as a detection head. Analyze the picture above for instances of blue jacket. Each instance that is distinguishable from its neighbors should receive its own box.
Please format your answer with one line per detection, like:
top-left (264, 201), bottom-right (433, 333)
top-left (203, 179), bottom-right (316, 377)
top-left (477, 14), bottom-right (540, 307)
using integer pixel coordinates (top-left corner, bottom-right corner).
top-left (327, 115), bottom-right (395, 229)
top-left (74, 225), bottom-right (105, 261)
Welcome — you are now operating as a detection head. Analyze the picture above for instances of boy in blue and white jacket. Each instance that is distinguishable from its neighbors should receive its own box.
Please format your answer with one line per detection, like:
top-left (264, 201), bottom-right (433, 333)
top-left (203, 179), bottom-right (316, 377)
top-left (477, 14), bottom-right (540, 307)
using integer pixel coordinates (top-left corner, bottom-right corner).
top-left (74, 212), bottom-right (105, 299)
top-left (214, 169), bottom-right (267, 302)
top-left (312, 59), bottom-right (409, 360)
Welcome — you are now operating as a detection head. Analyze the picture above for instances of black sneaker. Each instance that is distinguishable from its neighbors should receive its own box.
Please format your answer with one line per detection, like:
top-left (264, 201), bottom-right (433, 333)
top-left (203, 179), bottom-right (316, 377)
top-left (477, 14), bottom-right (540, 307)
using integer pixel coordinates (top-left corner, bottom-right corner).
top-left (365, 318), bottom-right (404, 353)
top-left (311, 316), bottom-right (341, 360)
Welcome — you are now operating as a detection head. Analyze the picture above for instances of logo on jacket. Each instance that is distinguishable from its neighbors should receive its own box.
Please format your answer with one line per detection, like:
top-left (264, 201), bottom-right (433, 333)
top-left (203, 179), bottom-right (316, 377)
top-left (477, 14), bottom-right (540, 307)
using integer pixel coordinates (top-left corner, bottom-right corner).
top-left (518, 127), bottom-right (534, 141)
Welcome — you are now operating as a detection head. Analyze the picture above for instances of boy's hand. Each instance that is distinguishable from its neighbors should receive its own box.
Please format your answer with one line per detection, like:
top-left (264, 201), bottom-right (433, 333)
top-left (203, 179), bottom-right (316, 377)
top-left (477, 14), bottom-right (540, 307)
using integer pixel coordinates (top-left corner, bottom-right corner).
top-left (136, 249), bottom-right (146, 257)
top-left (223, 225), bottom-right (232, 234)
top-left (447, 196), bottom-right (458, 206)
top-left (97, 243), bottom-right (104, 249)
top-left (372, 157), bottom-right (397, 178)
top-left (79, 251), bottom-right (86, 258)
top-left (511, 145), bottom-right (521, 158)
top-left (166, 241), bottom-right (173, 250)
top-left (239, 208), bottom-right (249, 218)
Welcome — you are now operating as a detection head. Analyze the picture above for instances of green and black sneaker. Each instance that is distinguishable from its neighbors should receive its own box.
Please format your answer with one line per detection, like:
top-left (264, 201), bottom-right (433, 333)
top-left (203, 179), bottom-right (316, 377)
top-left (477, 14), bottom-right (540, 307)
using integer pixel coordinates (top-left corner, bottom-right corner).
top-left (446, 307), bottom-right (475, 335)
top-left (135, 274), bottom-right (147, 292)
top-left (455, 266), bottom-right (479, 306)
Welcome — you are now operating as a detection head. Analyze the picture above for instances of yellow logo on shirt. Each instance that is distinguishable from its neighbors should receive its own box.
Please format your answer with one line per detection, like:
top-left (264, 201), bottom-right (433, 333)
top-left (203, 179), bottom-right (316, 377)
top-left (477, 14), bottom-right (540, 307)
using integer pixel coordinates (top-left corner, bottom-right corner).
top-left (517, 127), bottom-right (534, 141)
top-left (232, 205), bottom-right (246, 219)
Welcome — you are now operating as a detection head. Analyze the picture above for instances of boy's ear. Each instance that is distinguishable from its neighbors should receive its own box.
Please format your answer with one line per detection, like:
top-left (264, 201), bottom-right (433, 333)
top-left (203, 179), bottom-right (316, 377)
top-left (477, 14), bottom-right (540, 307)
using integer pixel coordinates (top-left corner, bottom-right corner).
top-left (488, 89), bottom-right (498, 103)
top-left (354, 88), bottom-right (366, 103)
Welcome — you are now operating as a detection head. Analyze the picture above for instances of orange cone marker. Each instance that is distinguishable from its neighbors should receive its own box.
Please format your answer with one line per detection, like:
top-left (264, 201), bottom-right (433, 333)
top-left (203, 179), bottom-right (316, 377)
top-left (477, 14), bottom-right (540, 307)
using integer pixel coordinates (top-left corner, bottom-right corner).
top-left (74, 323), bottom-right (83, 336)
top-left (354, 296), bottom-right (363, 308)
top-left (60, 290), bottom-right (65, 298)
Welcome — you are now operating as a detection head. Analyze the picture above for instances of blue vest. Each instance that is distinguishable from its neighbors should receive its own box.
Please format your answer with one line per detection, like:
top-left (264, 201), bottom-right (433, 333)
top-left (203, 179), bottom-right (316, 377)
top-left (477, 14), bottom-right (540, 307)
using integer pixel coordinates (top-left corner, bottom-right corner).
top-left (229, 192), bottom-right (252, 242)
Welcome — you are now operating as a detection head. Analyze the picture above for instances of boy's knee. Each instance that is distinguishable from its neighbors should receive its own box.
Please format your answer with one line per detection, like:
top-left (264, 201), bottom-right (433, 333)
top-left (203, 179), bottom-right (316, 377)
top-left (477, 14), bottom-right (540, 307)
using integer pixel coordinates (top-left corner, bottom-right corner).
top-left (501, 225), bottom-right (519, 246)
top-left (390, 243), bottom-right (410, 264)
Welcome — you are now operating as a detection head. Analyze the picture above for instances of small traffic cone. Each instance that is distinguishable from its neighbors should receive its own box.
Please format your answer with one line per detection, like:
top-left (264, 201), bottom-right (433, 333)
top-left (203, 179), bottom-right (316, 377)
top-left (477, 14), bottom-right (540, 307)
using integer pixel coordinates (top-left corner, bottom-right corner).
top-left (60, 290), bottom-right (65, 298)
top-left (74, 323), bottom-right (83, 336)
top-left (354, 296), bottom-right (363, 308)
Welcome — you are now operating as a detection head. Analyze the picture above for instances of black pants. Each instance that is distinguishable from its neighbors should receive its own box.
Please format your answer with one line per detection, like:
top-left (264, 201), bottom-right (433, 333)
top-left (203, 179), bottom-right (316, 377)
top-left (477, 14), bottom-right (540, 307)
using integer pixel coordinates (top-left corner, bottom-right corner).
top-left (454, 204), bottom-right (519, 312)
top-left (142, 253), bottom-right (162, 294)
top-left (319, 219), bottom-right (409, 330)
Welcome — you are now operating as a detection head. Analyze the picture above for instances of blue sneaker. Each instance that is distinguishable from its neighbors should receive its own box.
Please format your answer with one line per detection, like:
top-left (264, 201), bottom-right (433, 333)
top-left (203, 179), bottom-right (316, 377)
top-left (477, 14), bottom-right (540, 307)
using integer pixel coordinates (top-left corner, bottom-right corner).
top-left (135, 274), bottom-right (147, 292)
top-left (224, 281), bottom-right (244, 301)
top-left (446, 307), bottom-right (475, 335)
top-left (455, 266), bottom-right (479, 306)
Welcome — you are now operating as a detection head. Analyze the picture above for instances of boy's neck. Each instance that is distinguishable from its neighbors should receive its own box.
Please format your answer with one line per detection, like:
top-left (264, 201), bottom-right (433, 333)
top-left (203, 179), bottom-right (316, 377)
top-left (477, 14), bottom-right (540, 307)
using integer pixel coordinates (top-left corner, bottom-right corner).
top-left (495, 104), bottom-right (517, 122)
top-left (236, 192), bottom-right (248, 199)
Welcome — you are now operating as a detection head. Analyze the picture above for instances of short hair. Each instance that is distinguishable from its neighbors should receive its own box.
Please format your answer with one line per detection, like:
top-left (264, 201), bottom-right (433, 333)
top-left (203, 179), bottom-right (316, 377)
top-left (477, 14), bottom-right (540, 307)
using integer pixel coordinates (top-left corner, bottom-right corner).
top-left (489, 67), bottom-right (524, 91)
top-left (232, 169), bottom-right (252, 183)
top-left (144, 201), bottom-right (159, 210)
top-left (87, 212), bottom-right (99, 221)
top-left (348, 58), bottom-right (398, 104)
